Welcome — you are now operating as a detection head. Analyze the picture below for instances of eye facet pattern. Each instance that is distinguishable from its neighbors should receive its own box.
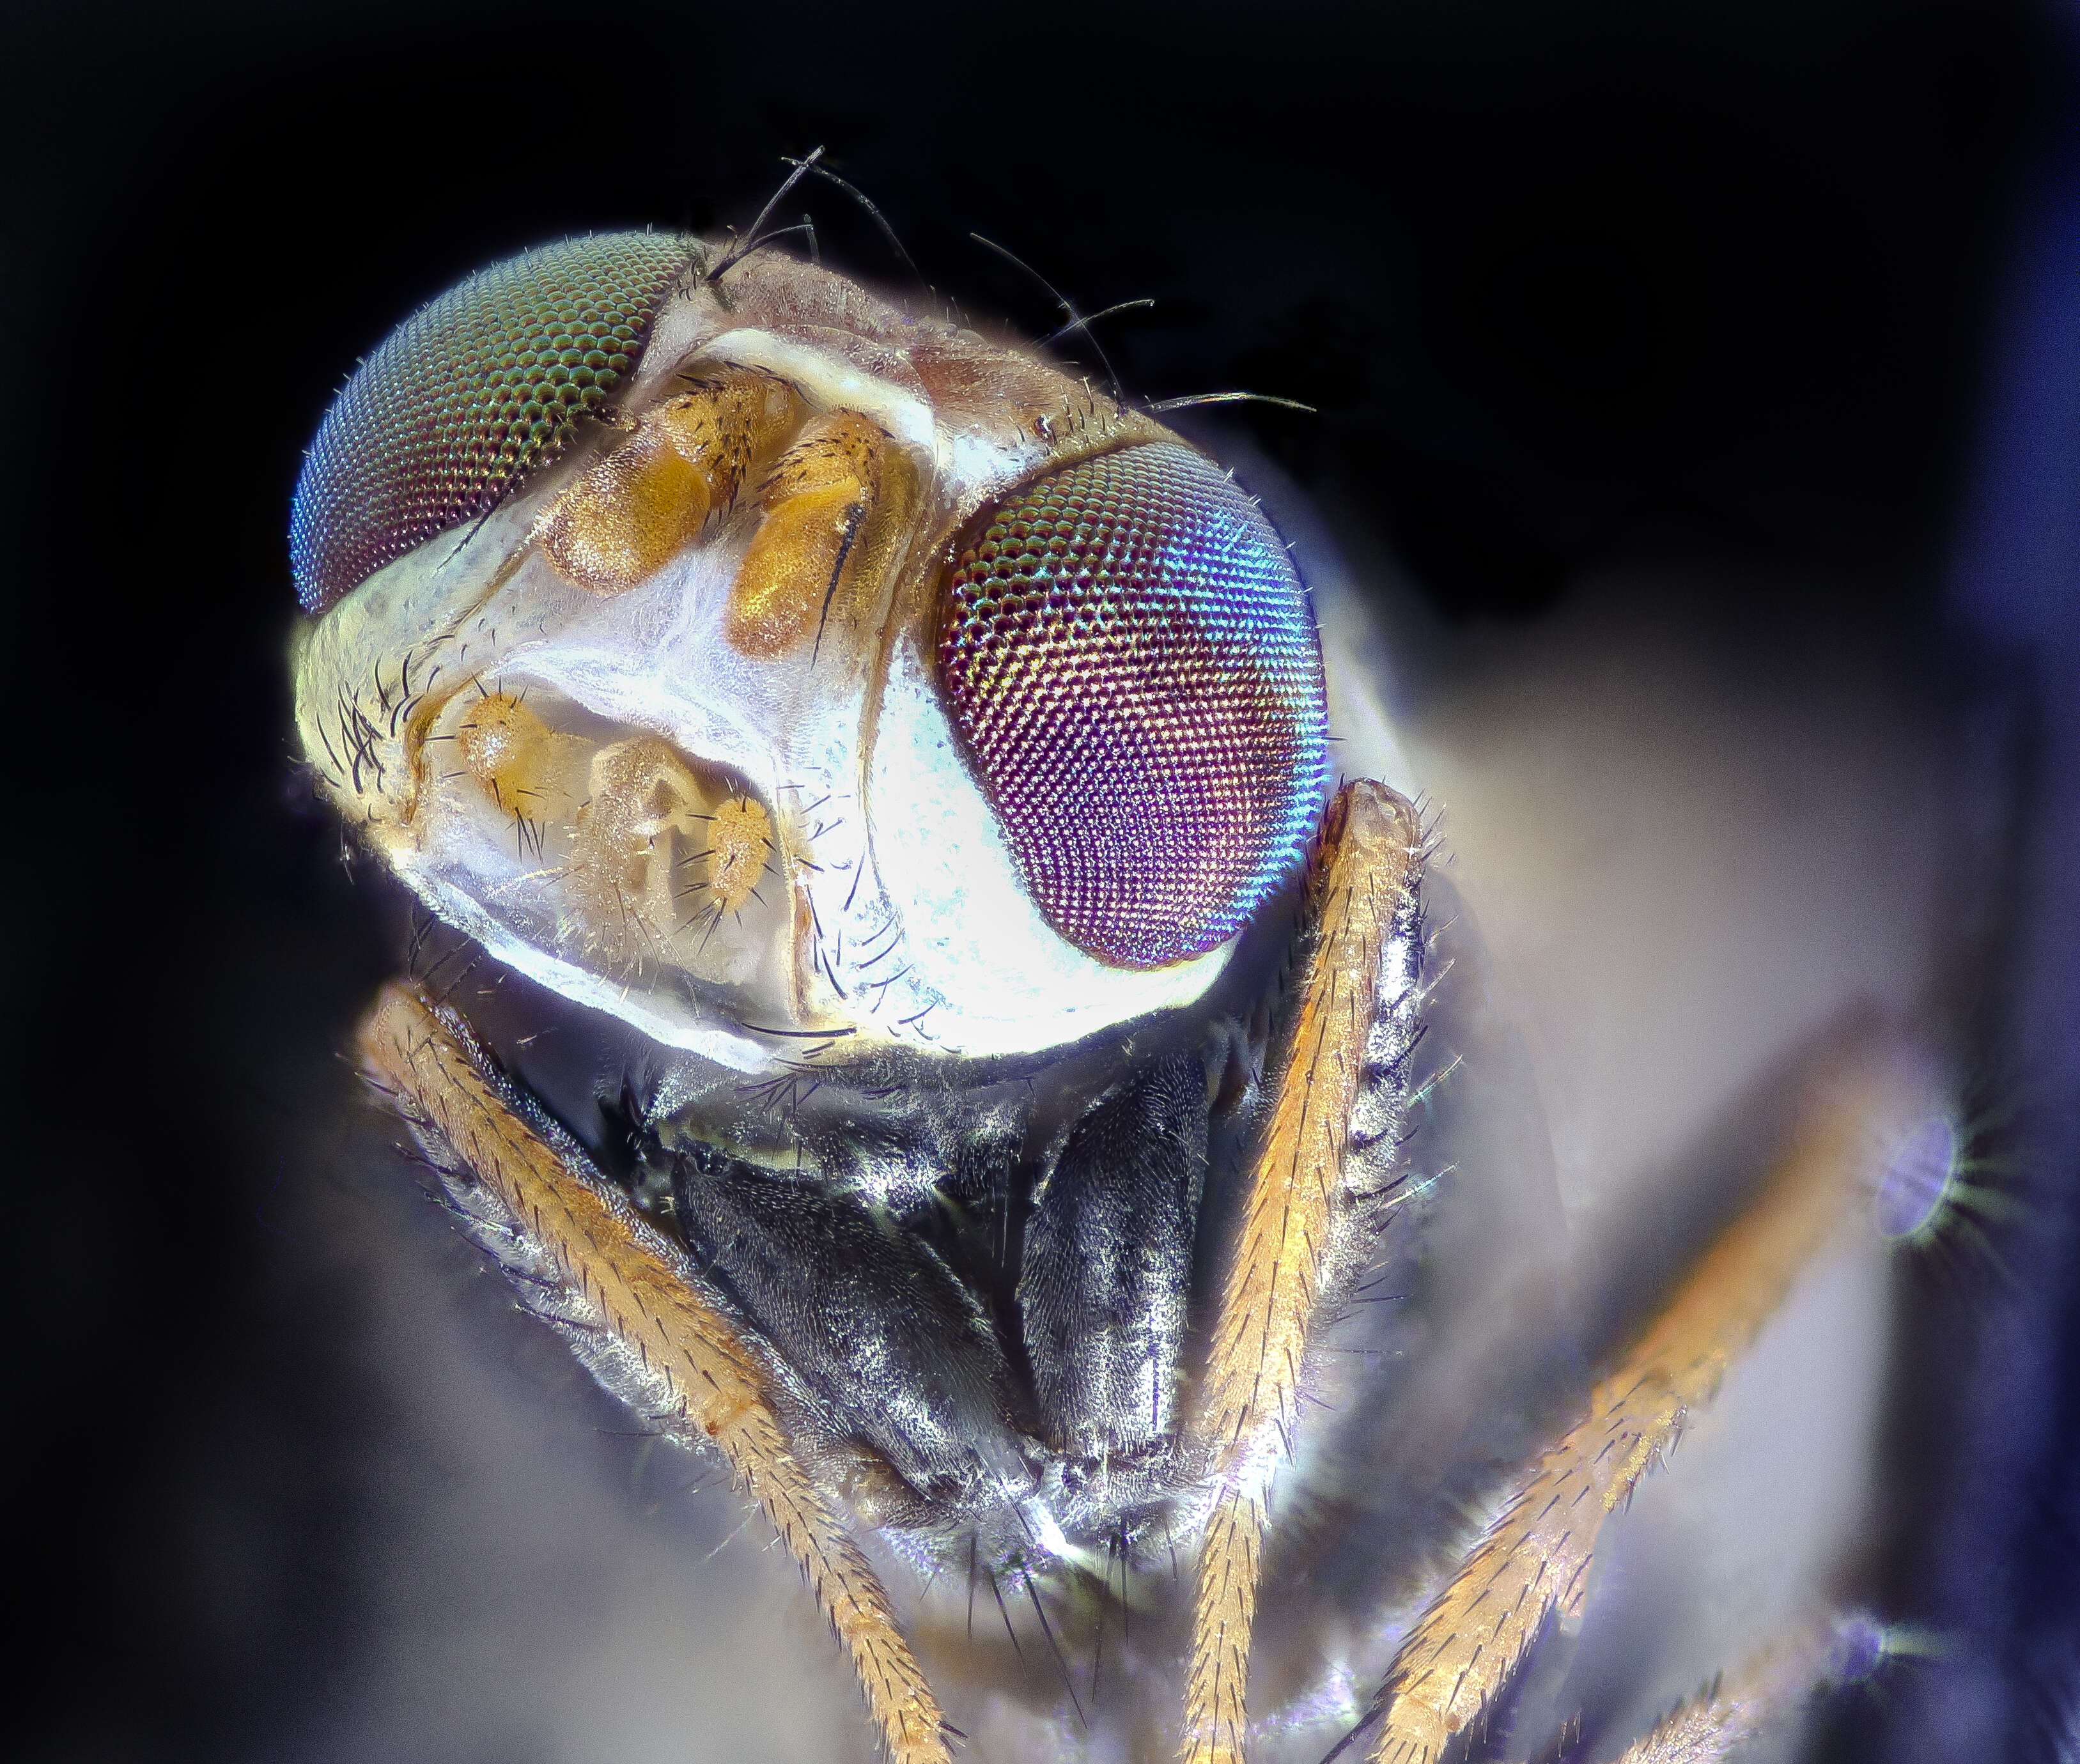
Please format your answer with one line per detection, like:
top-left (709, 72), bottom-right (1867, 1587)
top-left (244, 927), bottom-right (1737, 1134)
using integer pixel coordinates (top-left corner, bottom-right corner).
top-left (291, 232), bottom-right (692, 612)
top-left (936, 442), bottom-right (1328, 968)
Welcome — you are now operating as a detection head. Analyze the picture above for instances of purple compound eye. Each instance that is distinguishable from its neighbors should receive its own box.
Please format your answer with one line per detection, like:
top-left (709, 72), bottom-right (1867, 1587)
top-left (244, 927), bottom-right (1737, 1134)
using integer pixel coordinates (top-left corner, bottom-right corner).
top-left (291, 233), bottom-right (693, 613)
top-left (935, 442), bottom-right (1329, 969)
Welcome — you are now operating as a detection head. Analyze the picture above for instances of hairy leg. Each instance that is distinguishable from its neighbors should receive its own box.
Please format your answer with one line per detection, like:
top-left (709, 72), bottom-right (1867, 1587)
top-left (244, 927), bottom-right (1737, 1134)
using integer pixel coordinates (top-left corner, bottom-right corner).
top-left (358, 982), bottom-right (952, 1764)
top-left (1354, 1032), bottom-right (1922, 1764)
top-left (1181, 780), bottom-right (1425, 1764)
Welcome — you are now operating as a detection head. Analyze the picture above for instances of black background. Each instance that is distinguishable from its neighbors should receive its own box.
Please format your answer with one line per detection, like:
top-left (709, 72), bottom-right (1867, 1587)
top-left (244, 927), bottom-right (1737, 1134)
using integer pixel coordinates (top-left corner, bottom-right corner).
top-left (5, 0), bottom-right (2074, 1758)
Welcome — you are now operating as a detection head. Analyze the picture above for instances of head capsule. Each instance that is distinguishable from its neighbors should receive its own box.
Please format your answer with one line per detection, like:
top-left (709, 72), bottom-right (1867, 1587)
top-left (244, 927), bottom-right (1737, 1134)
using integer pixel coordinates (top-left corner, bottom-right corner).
top-left (292, 234), bottom-right (1328, 1070)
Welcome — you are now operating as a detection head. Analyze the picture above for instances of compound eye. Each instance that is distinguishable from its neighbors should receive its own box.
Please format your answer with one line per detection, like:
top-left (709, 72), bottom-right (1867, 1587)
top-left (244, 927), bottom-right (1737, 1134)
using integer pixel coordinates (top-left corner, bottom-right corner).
top-left (935, 442), bottom-right (1328, 968)
top-left (290, 233), bottom-right (692, 612)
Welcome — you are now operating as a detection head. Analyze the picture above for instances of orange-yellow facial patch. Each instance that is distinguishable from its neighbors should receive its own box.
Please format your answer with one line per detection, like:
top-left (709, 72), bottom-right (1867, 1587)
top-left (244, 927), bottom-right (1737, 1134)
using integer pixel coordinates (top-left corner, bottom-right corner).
top-left (727, 412), bottom-right (916, 658)
top-left (566, 736), bottom-right (779, 983)
top-left (451, 690), bottom-right (587, 842)
top-left (708, 794), bottom-right (774, 916)
top-left (424, 678), bottom-right (786, 989)
top-left (536, 368), bottom-right (800, 596)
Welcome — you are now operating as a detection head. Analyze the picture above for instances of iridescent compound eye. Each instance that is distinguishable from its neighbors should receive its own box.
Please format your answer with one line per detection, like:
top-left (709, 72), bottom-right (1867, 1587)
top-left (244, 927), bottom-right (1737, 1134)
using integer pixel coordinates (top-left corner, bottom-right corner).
top-left (290, 233), bottom-right (692, 612)
top-left (935, 442), bottom-right (1329, 968)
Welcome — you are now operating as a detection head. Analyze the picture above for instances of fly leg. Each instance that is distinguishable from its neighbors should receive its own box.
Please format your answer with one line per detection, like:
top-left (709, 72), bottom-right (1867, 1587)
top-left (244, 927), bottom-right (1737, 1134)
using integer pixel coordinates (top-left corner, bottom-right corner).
top-left (1597, 1614), bottom-right (1847, 1764)
top-left (1351, 1034), bottom-right (1923, 1764)
top-left (1179, 780), bottom-right (1427, 1764)
top-left (358, 981), bottom-right (953, 1764)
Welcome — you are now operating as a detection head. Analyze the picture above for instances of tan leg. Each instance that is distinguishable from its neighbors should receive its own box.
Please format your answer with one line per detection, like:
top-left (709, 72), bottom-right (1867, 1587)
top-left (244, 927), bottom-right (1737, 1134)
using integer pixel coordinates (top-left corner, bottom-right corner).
top-left (1181, 781), bottom-right (1425, 1764)
top-left (359, 981), bottom-right (951, 1764)
top-left (1361, 1040), bottom-right (1912, 1764)
top-left (1605, 1615), bottom-right (1841, 1764)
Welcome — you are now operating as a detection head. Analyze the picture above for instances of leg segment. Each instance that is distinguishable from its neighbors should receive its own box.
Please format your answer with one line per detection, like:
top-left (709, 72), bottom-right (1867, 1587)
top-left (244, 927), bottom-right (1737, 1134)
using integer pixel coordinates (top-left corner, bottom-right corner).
top-left (359, 981), bottom-right (952, 1764)
top-left (1181, 780), bottom-right (1426, 1764)
top-left (1604, 1614), bottom-right (1844, 1763)
top-left (1358, 1037), bottom-right (1918, 1764)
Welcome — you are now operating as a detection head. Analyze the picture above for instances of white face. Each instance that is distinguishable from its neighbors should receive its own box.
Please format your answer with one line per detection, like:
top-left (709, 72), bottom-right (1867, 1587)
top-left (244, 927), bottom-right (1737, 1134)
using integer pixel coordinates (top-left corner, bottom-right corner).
top-left (294, 236), bottom-right (1329, 1069)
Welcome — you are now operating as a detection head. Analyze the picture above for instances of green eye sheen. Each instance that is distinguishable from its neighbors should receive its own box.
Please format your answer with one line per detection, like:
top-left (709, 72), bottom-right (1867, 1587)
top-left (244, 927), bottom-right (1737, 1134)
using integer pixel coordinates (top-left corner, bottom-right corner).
top-left (291, 233), bottom-right (692, 613)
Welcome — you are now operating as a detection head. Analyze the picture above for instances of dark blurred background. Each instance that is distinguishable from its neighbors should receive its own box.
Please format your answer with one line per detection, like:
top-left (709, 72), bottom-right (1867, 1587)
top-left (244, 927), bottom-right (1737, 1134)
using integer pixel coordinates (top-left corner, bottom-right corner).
top-left (6, 0), bottom-right (2078, 1758)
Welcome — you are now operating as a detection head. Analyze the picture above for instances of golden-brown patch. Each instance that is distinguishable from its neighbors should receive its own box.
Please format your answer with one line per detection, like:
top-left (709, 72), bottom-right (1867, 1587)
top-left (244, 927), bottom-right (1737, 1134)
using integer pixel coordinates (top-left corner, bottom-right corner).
top-left (564, 736), bottom-right (775, 980)
top-left (655, 368), bottom-right (801, 509)
top-left (709, 794), bottom-right (773, 915)
top-left (450, 690), bottom-right (584, 839)
top-left (536, 368), bottom-right (801, 596)
top-left (727, 412), bottom-right (917, 658)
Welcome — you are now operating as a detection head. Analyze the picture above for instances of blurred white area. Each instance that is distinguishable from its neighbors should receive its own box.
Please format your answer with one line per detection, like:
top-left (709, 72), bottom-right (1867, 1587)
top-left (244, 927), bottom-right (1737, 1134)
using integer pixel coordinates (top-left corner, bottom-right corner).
top-left (291, 1165), bottom-right (878, 1764)
top-left (1400, 569), bottom-right (1949, 1234)
top-left (1307, 550), bottom-right (1946, 1762)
